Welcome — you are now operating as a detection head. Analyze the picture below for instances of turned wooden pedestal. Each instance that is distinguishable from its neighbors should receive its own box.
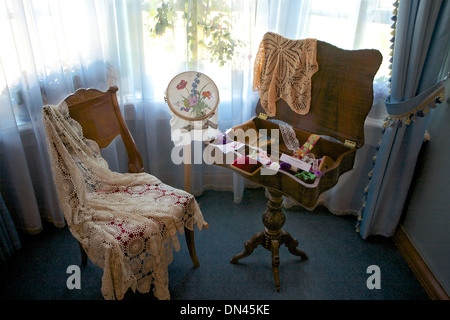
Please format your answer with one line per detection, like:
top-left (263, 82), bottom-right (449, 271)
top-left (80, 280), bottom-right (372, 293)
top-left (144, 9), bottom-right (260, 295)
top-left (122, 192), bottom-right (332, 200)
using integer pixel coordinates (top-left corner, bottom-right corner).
top-left (230, 189), bottom-right (308, 291)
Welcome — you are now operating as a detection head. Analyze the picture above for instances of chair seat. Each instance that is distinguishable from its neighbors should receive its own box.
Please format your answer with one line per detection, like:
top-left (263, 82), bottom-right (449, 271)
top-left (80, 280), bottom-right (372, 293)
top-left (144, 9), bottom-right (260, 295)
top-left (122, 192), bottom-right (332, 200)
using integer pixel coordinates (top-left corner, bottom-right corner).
top-left (87, 182), bottom-right (200, 250)
top-left (78, 181), bottom-right (203, 299)
top-left (91, 182), bottom-right (198, 228)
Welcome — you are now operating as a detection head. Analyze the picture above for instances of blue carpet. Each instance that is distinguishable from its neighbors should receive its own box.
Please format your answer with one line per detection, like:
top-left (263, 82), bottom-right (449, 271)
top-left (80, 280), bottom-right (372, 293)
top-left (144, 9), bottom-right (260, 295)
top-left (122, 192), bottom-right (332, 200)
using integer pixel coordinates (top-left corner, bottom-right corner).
top-left (169, 188), bottom-right (429, 300)
top-left (0, 188), bottom-right (429, 301)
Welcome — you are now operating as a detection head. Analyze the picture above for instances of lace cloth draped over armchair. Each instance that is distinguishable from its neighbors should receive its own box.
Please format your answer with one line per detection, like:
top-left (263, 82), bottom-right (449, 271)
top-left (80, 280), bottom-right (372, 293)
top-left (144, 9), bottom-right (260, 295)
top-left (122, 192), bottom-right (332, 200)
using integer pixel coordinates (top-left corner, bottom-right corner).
top-left (42, 102), bottom-right (204, 300)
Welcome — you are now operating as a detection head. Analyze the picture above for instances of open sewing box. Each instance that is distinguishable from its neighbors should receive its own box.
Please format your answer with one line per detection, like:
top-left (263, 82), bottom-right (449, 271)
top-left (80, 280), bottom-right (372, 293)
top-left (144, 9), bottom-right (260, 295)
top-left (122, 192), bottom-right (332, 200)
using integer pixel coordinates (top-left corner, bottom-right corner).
top-left (204, 39), bottom-right (383, 291)
top-left (209, 40), bottom-right (382, 210)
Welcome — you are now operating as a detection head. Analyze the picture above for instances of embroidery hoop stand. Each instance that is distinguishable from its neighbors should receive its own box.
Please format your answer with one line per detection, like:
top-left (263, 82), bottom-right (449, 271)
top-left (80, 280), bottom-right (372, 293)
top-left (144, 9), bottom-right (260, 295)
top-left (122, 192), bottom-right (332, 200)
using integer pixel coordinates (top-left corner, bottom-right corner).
top-left (166, 71), bottom-right (220, 229)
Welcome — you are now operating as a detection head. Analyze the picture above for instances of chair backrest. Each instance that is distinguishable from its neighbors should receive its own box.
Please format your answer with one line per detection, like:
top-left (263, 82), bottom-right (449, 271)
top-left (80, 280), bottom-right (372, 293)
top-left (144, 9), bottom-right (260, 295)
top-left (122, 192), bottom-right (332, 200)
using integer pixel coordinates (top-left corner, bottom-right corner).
top-left (64, 86), bottom-right (144, 173)
top-left (255, 40), bottom-right (383, 148)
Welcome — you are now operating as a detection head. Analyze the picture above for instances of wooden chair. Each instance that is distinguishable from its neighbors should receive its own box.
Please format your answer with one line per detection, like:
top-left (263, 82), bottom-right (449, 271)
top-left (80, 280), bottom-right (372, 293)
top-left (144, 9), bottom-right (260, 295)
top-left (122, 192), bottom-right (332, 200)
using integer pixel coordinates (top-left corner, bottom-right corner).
top-left (64, 86), bottom-right (202, 268)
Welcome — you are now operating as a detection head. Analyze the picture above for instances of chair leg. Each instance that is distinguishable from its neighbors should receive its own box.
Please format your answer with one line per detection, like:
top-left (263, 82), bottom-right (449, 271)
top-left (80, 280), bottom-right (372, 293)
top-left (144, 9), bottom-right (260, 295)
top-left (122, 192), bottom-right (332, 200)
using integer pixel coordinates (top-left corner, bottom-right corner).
top-left (79, 241), bottom-right (87, 266)
top-left (184, 227), bottom-right (200, 267)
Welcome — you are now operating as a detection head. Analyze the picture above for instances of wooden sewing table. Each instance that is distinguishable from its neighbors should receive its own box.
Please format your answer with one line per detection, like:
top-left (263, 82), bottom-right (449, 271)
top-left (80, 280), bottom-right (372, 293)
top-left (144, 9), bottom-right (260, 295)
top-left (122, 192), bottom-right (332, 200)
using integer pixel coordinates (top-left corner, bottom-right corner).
top-left (208, 40), bottom-right (382, 291)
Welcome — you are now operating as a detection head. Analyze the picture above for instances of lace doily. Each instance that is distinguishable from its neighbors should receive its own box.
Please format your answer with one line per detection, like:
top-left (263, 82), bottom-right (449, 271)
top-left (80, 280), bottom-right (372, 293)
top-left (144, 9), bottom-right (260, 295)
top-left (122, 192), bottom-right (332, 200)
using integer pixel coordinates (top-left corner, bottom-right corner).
top-left (253, 32), bottom-right (319, 116)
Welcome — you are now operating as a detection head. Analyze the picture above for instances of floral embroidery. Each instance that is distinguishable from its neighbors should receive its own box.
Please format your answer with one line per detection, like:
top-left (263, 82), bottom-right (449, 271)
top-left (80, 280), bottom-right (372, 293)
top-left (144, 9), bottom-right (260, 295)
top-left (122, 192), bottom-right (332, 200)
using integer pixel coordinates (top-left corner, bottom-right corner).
top-left (202, 91), bottom-right (212, 99)
top-left (176, 80), bottom-right (187, 90)
top-left (176, 73), bottom-right (213, 118)
top-left (188, 95), bottom-right (199, 106)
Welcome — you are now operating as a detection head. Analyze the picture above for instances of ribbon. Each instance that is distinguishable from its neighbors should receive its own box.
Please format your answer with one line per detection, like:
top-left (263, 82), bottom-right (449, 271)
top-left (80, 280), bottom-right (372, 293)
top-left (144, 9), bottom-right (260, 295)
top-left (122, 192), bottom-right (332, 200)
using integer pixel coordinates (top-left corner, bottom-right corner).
top-left (292, 134), bottom-right (320, 160)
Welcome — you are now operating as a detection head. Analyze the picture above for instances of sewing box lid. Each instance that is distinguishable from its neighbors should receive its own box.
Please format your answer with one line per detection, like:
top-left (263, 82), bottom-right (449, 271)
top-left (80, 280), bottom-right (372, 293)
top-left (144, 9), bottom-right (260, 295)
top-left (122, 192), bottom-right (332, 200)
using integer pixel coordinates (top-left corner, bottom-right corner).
top-left (255, 40), bottom-right (383, 149)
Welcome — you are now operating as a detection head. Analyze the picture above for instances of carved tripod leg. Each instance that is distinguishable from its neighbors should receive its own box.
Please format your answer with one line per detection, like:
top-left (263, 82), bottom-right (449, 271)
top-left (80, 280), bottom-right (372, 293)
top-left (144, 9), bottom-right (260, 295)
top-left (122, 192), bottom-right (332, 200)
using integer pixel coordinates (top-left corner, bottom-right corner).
top-left (230, 231), bottom-right (264, 264)
top-left (263, 189), bottom-right (308, 291)
top-left (281, 230), bottom-right (308, 261)
top-left (271, 239), bottom-right (281, 292)
top-left (262, 189), bottom-right (285, 291)
top-left (231, 188), bottom-right (308, 292)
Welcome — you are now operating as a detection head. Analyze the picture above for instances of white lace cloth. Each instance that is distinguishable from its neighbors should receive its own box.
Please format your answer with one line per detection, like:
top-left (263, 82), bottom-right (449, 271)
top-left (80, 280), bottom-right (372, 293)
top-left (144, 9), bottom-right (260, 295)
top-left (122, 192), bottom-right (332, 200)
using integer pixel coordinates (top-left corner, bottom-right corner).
top-left (279, 123), bottom-right (300, 152)
top-left (253, 32), bottom-right (318, 116)
top-left (42, 102), bottom-right (204, 300)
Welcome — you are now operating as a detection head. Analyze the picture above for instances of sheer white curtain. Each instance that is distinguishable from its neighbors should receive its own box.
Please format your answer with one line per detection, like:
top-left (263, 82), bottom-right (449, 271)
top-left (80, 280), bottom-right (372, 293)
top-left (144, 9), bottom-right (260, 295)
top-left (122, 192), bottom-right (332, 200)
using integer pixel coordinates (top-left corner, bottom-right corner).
top-left (0, 0), bottom-right (392, 236)
top-left (0, 0), bottom-right (258, 234)
top-left (132, 0), bottom-right (259, 199)
top-left (137, 0), bottom-right (393, 208)
top-left (0, 0), bottom-right (124, 233)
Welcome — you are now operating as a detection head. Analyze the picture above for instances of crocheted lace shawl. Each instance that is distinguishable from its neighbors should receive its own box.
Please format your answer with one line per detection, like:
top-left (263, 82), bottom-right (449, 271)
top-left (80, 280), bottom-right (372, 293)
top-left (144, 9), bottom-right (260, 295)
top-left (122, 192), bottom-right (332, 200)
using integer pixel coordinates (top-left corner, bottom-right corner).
top-left (42, 102), bottom-right (204, 300)
top-left (253, 32), bottom-right (319, 116)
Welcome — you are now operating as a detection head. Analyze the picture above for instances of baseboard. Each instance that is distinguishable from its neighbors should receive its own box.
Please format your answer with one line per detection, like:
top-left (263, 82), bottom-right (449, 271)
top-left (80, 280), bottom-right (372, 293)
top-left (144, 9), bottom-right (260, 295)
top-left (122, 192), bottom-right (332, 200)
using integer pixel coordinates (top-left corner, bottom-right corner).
top-left (393, 225), bottom-right (449, 300)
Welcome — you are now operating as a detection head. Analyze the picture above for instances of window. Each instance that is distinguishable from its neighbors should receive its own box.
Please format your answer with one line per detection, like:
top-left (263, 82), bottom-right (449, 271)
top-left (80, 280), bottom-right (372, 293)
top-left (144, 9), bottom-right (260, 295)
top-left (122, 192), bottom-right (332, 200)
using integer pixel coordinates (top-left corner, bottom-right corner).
top-left (307, 0), bottom-right (392, 80)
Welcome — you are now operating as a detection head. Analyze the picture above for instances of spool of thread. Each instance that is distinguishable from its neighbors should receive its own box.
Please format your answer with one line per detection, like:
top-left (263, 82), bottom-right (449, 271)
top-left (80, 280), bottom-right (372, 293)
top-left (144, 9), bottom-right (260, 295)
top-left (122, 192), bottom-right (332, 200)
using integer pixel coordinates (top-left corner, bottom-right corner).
top-left (280, 162), bottom-right (291, 171)
top-left (269, 162), bottom-right (280, 171)
top-left (280, 161), bottom-right (299, 172)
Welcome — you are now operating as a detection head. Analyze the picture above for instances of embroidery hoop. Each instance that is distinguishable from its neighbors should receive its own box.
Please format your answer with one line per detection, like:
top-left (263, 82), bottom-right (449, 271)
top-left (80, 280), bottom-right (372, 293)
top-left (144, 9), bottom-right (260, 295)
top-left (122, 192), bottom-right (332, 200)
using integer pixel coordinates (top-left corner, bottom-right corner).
top-left (165, 71), bottom-right (219, 122)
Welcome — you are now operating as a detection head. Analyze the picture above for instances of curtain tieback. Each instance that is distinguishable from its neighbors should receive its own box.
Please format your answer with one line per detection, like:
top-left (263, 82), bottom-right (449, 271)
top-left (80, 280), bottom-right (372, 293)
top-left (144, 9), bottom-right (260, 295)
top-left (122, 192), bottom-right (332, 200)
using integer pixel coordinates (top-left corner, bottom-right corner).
top-left (384, 74), bottom-right (448, 128)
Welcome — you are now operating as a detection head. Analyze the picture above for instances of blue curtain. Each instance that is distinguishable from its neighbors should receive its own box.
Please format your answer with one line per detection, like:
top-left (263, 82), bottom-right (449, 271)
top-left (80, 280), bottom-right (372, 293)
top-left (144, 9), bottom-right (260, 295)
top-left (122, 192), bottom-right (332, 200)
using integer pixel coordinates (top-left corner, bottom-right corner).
top-left (359, 0), bottom-right (450, 239)
top-left (0, 192), bottom-right (21, 261)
